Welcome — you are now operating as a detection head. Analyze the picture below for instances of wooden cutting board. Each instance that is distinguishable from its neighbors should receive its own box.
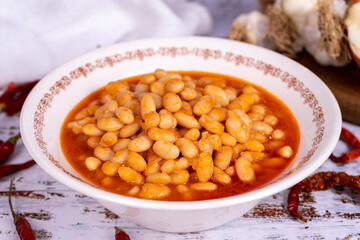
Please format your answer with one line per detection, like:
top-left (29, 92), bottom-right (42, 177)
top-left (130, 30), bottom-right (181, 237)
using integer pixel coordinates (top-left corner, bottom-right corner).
top-left (296, 52), bottom-right (360, 125)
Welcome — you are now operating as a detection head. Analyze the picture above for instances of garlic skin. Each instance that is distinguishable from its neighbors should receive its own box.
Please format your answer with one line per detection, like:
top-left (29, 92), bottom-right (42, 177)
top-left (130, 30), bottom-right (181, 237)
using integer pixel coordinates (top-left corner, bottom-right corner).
top-left (303, 5), bottom-right (347, 67)
top-left (233, 11), bottom-right (276, 49)
top-left (332, 0), bottom-right (348, 18)
top-left (280, 0), bottom-right (316, 31)
top-left (305, 0), bottom-right (349, 67)
top-left (275, 0), bottom-right (349, 67)
top-left (274, 0), bottom-right (316, 52)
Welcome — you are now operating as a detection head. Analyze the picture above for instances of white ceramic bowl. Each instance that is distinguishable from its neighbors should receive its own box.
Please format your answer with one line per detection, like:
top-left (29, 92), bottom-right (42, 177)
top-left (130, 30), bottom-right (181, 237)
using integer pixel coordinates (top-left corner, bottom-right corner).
top-left (20, 37), bottom-right (341, 232)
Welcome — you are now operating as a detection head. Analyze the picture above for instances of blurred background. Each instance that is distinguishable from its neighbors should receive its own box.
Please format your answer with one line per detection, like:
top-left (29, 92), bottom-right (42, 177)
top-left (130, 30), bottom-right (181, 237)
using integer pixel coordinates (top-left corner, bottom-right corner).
top-left (0, 0), bottom-right (257, 84)
top-left (2, 0), bottom-right (358, 124)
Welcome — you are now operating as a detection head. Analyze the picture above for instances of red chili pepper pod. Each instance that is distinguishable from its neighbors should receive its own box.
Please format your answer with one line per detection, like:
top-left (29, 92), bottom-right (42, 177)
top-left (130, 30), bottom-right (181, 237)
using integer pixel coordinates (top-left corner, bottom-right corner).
top-left (331, 127), bottom-right (360, 163)
top-left (340, 128), bottom-right (360, 149)
top-left (0, 80), bottom-right (38, 103)
top-left (115, 226), bottom-right (130, 240)
top-left (6, 91), bottom-right (31, 116)
top-left (9, 178), bottom-right (36, 240)
top-left (0, 80), bottom-right (39, 116)
top-left (7, 82), bottom-right (16, 90)
top-left (0, 133), bottom-right (22, 164)
top-left (287, 182), bottom-right (307, 222)
top-left (0, 81), bottom-right (16, 103)
top-left (0, 160), bottom-right (36, 178)
top-left (287, 172), bottom-right (360, 222)
top-left (0, 97), bottom-right (12, 114)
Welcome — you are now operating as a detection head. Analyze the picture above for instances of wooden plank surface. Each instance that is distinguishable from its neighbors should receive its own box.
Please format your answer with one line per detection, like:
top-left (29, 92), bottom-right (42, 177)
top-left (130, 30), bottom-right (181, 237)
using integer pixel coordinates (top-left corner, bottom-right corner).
top-left (296, 53), bottom-right (360, 125)
top-left (1, 1), bottom-right (360, 239)
top-left (0, 115), bottom-right (360, 240)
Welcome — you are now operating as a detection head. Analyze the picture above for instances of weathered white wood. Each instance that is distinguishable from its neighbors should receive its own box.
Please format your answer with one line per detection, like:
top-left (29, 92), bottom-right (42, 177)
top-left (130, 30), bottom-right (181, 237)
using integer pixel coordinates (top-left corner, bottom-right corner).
top-left (1, 186), bottom-right (360, 239)
top-left (1, 111), bottom-right (360, 240)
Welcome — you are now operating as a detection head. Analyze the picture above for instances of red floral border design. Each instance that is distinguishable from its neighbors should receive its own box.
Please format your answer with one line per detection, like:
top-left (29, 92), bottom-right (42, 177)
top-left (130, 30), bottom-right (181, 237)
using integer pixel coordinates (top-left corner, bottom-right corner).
top-left (33, 46), bottom-right (325, 183)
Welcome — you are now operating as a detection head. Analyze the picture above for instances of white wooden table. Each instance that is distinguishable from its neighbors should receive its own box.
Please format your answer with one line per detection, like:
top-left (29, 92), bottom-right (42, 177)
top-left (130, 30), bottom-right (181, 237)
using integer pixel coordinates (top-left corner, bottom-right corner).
top-left (1, 1), bottom-right (360, 239)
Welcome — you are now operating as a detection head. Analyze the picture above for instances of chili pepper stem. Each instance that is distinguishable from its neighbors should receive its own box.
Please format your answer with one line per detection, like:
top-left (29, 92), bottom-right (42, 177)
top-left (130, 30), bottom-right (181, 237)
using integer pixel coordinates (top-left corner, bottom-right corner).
top-left (114, 226), bottom-right (124, 235)
top-left (0, 103), bottom-right (5, 113)
top-left (7, 133), bottom-right (21, 145)
top-left (8, 178), bottom-right (20, 224)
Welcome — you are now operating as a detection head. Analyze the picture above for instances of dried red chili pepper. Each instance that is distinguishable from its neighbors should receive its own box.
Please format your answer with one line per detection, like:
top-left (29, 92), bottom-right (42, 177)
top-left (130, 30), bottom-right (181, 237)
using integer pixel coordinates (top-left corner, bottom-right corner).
top-left (0, 160), bottom-right (36, 178)
top-left (115, 227), bottom-right (130, 240)
top-left (287, 172), bottom-right (360, 222)
top-left (287, 181), bottom-right (306, 222)
top-left (6, 82), bottom-right (16, 90)
top-left (0, 133), bottom-right (21, 164)
top-left (331, 128), bottom-right (360, 163)
top-left (6, 90), bottom-right (31, 116)
top-left (0, 83), bottom-right (19, 113)
top-left (0, 80), bottom-right (39, 116)
top-left (340, 128), bottom-right (360, 149)
top-left (0, 80), bottom-right (38, 103)
top-left (0, 82), bottom-right (15, 103)
top-left (0, 97), bottom-right (12, 114)
top-left (8, 178), bottom-right (36, 240)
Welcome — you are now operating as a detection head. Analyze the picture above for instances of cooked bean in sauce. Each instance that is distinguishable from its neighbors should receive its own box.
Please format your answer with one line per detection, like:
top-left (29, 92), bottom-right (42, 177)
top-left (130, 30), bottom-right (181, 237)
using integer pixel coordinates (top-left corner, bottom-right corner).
top-left (61, 70), bottom-right (300, 201)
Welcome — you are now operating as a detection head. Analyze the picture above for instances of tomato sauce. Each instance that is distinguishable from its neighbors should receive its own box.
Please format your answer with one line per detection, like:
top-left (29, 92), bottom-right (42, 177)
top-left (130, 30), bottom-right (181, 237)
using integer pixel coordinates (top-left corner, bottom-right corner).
top-left (60, 71), bottom-right (300, 201)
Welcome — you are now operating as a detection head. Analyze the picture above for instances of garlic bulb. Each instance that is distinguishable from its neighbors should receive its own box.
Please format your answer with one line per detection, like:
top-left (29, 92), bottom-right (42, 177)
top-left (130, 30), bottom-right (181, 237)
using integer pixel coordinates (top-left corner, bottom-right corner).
top-left (230, 0), bottom-right (352, 67)
top-left (275, 0), bottom-right (350, 67)
top-left (273, 0), bottom-right (315, 52)
top-left (230, 11), bottom-right (276, 49)
top-left (303, 3), bottom-right (345, 66)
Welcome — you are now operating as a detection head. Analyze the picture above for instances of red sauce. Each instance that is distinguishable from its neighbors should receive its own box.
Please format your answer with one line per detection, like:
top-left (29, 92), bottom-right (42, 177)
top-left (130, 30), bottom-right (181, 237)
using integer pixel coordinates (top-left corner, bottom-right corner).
top-left (60, 71), bottom-right (300, 201)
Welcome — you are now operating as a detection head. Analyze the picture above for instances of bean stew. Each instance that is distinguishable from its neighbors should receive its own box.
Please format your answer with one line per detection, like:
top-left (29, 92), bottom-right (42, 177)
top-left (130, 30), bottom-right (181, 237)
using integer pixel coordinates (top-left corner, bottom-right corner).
top-left (60, 70), bottom-right (300, 201)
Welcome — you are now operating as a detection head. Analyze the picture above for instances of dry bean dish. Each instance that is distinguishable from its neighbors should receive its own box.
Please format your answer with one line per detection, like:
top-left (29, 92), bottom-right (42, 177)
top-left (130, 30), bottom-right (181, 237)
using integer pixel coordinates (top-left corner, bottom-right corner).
top-left (61, 70), bottom-right (300, 201)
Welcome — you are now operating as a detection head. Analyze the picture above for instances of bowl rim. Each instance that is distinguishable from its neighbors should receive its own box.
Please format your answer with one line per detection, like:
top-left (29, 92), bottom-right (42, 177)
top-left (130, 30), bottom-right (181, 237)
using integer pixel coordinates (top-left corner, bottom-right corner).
top-left (20, 36), bottom-right (342, 210)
